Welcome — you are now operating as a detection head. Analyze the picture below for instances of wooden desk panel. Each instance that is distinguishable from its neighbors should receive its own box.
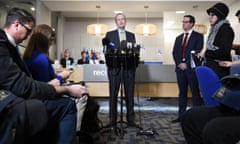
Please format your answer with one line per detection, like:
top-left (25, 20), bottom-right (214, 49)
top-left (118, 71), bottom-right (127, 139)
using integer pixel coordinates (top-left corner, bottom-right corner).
top-left (55, 67), bottom-right (83, 82)
top-left (135, 83), bottom-right (179, 97)
top-left (86, 82), bottom-right (179, 97)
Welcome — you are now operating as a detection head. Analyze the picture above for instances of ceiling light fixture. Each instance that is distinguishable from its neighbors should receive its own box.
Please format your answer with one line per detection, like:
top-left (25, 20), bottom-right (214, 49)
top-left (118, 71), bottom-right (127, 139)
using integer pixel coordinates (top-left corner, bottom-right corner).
top-left (114, 10), bottom-right (123, 14)
top-left (176, 11), bottom-right (185, 14)
top-left (30, 7), bottom-right (35, 11)
top-left (87, 5), bottom-right (108, 36)
top-left (135, 5), bottom-right (157, 36)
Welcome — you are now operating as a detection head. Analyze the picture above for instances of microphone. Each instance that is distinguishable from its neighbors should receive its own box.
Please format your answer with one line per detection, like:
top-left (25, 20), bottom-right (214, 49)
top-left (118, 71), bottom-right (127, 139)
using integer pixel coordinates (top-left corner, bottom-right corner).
top-left (127, 42), bottom-right (133, 49)
top-left (120, 40), bottom-right (127, 54)
top-left (134, 44), bottom-right (141, 55)
top-left (102, 37), bottom-right (110, 46)
top-left (102, 37), bottom-right (115, 54)
top-left (102, 37), bottom-right (109, 54)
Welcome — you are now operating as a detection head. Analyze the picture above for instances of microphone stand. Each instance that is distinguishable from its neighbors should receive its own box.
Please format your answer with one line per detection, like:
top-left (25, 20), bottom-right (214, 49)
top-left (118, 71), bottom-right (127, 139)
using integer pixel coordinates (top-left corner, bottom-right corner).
top-left (100, 46), bottom-right (122, 136)
top-left (101, 41), bottom-right (150, 138)
top-left (103, 41), bottom-right (129, 138)
top-left (133, 44), bottom-right (158, 137)
top-left (117, 42), bottom-right (143, 138)
top-left (115, 52), bottom-right (125, 138)
top-left (116, 46), bottom-right (130, 138)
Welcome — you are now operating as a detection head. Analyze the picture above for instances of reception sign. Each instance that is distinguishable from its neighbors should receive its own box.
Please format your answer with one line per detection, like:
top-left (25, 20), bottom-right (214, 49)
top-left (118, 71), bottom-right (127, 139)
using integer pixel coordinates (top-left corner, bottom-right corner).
top-left (83, 64), bottom-right (176, 83)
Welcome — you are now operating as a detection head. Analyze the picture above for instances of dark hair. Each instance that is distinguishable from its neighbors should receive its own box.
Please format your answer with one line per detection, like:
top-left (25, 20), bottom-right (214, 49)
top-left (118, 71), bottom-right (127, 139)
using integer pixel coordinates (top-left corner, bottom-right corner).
top-left (184, 15), bottom-right (195, 26)
top-left (4, 7), bottom-right (35, 28)
top-left (236, 10), bottom-right (240, 16)
top-left (81, 51), bottom-right (86, 56)
top-left (23, 33), bottom-right (49, 59)
top-left (33, 24), bottom-right (55, 40)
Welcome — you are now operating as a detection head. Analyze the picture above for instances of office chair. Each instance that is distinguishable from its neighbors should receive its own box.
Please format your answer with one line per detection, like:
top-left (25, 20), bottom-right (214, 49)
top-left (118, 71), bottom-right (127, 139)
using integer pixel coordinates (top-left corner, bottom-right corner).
top-left (195, 66), bottom-right (220, 106)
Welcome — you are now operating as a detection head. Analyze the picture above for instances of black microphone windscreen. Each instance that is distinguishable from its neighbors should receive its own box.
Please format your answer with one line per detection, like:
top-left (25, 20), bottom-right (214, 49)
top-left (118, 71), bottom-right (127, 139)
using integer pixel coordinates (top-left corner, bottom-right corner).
top-left (120, 40), bottom-right (127, 50)
top-left (102, 37), bottom-right (110, 46)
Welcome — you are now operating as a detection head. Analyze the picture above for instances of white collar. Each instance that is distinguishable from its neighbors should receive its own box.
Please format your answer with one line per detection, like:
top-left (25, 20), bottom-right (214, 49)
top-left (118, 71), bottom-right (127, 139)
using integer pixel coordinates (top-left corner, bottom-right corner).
top-left (118, 29), bottom-right (125, 33)
top-left (184, 29), bottom-right (193, 35)
top-left (5, 32), bottom-right (17, 47)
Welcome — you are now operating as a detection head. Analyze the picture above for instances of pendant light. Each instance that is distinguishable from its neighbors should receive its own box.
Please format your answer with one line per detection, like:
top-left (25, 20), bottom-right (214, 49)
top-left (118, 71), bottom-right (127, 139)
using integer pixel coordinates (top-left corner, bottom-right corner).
top-left (135, 5), bottom-right (157, 36)
top-left (87, 5), bottom-right (108, 36)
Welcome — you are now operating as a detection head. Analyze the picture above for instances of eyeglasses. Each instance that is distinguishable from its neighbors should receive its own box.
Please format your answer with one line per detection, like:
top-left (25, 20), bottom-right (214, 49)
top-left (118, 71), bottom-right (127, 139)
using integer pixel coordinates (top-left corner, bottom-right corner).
top-left (19, 22), bottom-right (32, 36)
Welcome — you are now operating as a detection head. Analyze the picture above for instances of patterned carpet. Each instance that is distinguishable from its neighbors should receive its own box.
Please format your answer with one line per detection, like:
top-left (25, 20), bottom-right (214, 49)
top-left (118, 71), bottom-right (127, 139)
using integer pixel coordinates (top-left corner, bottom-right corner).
top-left (94, 97), bottom-right (187, 144)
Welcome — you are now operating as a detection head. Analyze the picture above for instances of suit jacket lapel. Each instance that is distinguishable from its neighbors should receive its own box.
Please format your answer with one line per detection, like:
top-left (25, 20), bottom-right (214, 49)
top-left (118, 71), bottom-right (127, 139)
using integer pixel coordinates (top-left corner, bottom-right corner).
top-left (7, 41), bottom-right (32, 77)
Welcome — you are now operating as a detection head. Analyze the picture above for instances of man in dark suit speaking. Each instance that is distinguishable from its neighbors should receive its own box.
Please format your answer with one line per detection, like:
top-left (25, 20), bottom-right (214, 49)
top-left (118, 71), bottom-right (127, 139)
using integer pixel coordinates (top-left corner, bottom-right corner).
top-left (172, 15), bottom-right (203, 123)
top-left (104, 13), bottom-right (137, 129)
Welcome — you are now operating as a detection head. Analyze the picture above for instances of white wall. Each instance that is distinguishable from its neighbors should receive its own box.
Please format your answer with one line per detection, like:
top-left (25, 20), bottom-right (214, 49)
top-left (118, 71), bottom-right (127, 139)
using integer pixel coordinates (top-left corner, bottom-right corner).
top-left (0, 7), bottom-right (8, 28)
top-left (36, 1), bottom-right (57, 59)
top-left (61, 17), bottom-right (164, 63)
top-left (1, 1), bottom-right (240, 64)
top-left (228, 0), bottom-right (240, 44)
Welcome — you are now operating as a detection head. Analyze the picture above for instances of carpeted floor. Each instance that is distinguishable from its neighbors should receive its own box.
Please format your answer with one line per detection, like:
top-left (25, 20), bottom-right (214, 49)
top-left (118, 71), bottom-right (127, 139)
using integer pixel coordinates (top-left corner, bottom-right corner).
top-left (93, 97), bottom-right (188, 144)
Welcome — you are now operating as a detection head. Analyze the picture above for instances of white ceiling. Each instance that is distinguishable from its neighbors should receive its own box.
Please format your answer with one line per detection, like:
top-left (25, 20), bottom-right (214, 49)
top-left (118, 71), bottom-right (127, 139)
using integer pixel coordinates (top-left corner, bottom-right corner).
top-left (40, 0), bottom-right (236, 18)
top-left (1, 0), bottom-right (237, 29)
top-left (1, 0), bottom-right (237, 18)
top-left (38, 0), bottom-right (237, 29)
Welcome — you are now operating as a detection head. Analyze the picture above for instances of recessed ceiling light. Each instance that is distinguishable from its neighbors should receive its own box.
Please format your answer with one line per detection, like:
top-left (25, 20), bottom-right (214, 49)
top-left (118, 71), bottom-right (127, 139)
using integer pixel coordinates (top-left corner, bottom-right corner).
top-left (176, 11), bottom-right (185, 14)
top-left (114, 11), bottom-right (123, 14)
top-left (30, 7), bottom-right (35, 11)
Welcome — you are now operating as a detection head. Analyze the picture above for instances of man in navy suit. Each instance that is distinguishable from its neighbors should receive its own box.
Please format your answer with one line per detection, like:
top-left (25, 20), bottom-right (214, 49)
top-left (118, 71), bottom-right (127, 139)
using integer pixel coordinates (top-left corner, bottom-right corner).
top-left (104, 13), bottom-right (137, 128)
top-left (172, 15), bottom-right (203, 123)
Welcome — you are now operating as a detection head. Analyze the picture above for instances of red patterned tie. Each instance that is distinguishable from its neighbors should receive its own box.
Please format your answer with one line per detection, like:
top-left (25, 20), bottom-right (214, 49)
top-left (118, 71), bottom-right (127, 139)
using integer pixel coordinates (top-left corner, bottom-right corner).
top-left (181, 33), bottom-right (189, 62)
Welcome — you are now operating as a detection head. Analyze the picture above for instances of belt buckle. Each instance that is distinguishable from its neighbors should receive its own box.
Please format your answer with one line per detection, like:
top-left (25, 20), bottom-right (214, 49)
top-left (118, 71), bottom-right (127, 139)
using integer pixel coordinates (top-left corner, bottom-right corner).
top-left (0, 90), bottom-right (9, 101)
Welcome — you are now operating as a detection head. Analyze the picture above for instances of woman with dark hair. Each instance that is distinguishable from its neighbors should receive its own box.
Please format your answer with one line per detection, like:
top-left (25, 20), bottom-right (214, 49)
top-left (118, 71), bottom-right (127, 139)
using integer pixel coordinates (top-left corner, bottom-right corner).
top-left (198, 2), bottom-right (234, 78)
top-left (23, 33), bottom-right (55, 82)
top-left (23, 24), bottom-right (90, 143)
top-left (24, 24), bottom-right (71, 83)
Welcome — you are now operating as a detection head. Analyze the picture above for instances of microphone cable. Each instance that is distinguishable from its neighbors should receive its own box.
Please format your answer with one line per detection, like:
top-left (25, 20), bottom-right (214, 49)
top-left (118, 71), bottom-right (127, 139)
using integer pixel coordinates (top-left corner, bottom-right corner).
top-left (134, 44), bottom-right (158, 137)
top-left (134, 44), bottom-right (144, 130)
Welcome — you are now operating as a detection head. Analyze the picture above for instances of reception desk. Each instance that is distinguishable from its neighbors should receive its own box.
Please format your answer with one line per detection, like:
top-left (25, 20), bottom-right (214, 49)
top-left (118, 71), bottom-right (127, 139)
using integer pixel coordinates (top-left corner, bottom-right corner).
top-left (56, 64), bottom-right (180, 97)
